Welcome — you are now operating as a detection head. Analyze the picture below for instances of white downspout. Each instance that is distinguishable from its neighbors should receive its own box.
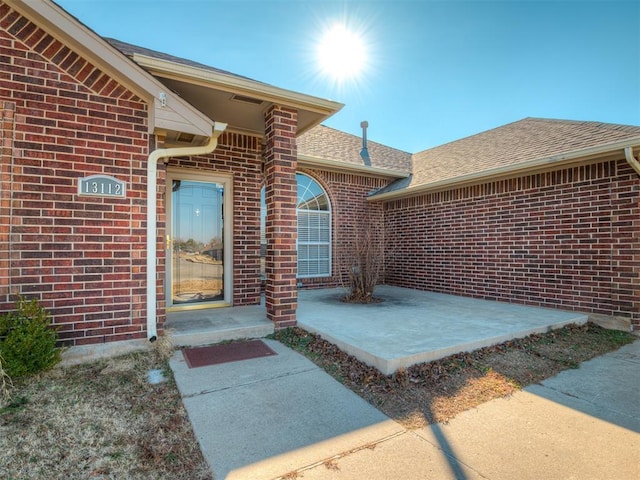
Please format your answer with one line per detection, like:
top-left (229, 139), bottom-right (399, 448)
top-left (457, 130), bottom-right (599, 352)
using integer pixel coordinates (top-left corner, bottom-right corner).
top-left (624, 147), bottom-right (640, 176)
top-left (146, 122), bottom-right (227, 341)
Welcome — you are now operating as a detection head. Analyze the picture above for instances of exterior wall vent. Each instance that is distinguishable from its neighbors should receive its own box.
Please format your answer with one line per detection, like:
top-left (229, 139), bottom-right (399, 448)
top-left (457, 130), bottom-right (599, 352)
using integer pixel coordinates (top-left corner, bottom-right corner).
top-left (176, 132), bottom-right (195, 143)
top-left (231, 94), bottom-right (264, 105)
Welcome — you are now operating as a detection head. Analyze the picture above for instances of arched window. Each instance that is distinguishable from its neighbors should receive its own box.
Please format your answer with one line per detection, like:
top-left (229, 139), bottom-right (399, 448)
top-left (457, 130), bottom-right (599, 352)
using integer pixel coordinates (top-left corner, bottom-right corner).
top-left (296, 173), bottom-right (331, 277)
top-left (261, 173), bottom-right (332, 278)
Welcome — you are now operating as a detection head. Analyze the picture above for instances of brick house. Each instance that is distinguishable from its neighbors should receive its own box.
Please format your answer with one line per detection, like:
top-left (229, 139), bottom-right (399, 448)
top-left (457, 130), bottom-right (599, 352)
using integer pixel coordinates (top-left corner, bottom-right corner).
top-left (0, 0), bottom-right (638, 352)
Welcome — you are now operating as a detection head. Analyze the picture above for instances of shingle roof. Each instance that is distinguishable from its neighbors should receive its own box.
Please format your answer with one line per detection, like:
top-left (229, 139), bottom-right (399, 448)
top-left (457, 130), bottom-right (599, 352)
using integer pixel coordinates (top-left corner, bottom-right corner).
top-left (106, 38), bottom-right (268, 85)
top-left (297, 125), bottom-right (412, 173)
top-left (100, 42), bottom-right (640, 185)
top-left (378, 118), bottom-right (640, 195)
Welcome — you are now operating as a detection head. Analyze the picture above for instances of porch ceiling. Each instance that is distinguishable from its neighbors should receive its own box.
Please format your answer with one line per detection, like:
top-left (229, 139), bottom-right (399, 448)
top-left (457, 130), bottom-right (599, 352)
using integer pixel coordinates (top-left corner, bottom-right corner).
top-left (132, 53), bottom-right (344, 140)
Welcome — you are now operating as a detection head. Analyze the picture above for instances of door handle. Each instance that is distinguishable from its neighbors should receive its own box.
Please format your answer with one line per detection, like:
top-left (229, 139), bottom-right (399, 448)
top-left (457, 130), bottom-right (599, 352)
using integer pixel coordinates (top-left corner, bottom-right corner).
top-left (166, 235), bottom-right (171, 250)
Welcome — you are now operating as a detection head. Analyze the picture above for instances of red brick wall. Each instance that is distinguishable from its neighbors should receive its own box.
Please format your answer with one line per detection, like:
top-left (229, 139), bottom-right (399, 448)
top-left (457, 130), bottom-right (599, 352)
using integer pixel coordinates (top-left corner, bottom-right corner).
top-left (0, 4), bottom-right (151, 345)
top-left (297, 169), bottom-right (389, 290)
top-left (165, 132), bottom-right (263, 307)
top-left (384, 159), bottom-right (640, 329)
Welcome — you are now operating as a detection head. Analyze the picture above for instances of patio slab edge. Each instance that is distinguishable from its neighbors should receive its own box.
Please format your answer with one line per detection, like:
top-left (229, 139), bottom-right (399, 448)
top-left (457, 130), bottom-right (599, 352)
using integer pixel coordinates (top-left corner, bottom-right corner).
top-left (300, 313), bottom-right (588, 376)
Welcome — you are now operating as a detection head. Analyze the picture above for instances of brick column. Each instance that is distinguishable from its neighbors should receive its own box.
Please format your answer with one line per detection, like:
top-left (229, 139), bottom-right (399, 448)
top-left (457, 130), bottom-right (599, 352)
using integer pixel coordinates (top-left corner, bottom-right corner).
top-left (264, 105), bottom-right (298, 328)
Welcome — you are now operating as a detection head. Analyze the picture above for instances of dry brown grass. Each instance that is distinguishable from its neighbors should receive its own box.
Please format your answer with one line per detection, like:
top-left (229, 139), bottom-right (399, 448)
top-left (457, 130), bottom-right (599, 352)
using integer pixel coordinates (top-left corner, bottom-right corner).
top-left (273, 323), bottom-right (635, 428)
top-left (0, 351), bottom-right (211, 480)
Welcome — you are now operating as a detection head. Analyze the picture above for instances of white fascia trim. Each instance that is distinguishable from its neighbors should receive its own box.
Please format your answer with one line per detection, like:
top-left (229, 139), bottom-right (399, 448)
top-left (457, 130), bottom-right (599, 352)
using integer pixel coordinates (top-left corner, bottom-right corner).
top-left (369, 137), bottom-right (640, 202)
top-left (298, 154), bottom-right (410, 179)
top-left (132, 54), bottom-right (345, 116)
top-left (9, 0), bottom-right (212, 137)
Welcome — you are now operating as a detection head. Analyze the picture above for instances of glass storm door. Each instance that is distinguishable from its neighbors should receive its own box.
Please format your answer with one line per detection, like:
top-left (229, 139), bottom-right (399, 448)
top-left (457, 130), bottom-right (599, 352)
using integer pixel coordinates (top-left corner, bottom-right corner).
top-left (170, 179), bottom-right (225, 306)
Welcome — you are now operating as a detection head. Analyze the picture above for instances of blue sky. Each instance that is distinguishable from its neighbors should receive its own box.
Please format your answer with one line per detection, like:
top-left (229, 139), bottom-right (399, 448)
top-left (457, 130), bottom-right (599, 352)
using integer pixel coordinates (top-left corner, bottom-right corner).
top-left (56, 0), bottom-right (639, 153)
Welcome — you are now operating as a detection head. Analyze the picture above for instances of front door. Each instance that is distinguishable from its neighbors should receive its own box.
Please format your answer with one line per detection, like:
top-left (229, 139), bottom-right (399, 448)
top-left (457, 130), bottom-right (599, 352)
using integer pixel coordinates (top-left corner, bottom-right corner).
top-left (167, 171), bottom-right (231, 308)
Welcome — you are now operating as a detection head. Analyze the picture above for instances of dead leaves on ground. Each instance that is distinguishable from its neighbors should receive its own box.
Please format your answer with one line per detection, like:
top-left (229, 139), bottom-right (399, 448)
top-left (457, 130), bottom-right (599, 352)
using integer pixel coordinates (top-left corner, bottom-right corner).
top-left (274, 323), bottom-right (634, 428)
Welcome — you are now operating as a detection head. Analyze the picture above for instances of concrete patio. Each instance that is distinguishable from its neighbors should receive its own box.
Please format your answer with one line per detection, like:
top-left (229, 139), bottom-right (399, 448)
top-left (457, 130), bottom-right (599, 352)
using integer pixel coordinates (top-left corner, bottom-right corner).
top-left (166, 285), bottom-right (588, 375)
top-left (297, 286), bottom-right (588, 374)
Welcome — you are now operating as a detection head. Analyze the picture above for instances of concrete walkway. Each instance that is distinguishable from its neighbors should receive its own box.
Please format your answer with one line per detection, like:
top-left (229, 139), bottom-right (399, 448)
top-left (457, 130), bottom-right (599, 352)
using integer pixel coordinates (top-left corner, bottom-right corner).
top-left (170, 340), bottom-right (404, 479)
top-left (170, 338), bottom-right (639, 480)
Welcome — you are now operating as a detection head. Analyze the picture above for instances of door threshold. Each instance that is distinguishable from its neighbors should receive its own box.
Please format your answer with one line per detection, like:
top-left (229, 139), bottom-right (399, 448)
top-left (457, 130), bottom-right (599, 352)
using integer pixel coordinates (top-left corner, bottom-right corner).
top-left (164, 304), bottom-right (273, 347)
top-left (167, 302), bottom-right (231, 313)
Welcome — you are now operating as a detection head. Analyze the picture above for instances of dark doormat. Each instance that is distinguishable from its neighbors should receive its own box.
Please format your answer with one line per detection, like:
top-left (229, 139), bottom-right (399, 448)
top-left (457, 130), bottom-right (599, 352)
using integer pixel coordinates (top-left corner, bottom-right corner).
top-left (182, 339), bottom-right (277, 368)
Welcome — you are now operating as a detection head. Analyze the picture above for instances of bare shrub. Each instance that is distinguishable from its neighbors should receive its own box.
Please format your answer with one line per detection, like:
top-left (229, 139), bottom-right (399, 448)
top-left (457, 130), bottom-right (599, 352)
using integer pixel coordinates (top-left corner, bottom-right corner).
top-left (340, 215), bottom-right (384, 303)
top-left (151, 332), bottom-right (175, 364)
top-left (0, 352), bottom-right (13, 406)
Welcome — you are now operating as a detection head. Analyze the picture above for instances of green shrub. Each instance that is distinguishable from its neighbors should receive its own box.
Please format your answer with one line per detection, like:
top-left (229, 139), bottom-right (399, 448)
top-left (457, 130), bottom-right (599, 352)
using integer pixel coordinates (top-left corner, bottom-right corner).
top-left (0, 297), bottom-right (61, 378)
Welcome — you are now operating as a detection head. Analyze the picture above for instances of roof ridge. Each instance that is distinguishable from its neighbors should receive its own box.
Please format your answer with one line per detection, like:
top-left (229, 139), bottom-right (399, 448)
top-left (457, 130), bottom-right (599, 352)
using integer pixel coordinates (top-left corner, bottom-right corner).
top-left (413, 117), bottom-right (640, 156)
top-left (521, 117), bottom-right (640, 129)
top-left (309, 124), bottom-right (411, 155)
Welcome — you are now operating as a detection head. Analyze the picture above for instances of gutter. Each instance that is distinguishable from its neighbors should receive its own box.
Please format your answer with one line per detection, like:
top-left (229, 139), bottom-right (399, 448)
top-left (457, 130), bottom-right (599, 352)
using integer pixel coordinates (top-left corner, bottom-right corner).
top-left (369, 137), bottom-right (640, 202)
top-left (624, 147), bottom-right (640, 175)
top-left (146, 122), bottom-right (227, 341)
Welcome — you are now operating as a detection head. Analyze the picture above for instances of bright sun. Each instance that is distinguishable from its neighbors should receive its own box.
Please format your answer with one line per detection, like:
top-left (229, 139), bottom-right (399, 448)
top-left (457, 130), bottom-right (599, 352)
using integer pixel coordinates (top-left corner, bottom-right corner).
top-left (316, 23), bottom-right (367, 82)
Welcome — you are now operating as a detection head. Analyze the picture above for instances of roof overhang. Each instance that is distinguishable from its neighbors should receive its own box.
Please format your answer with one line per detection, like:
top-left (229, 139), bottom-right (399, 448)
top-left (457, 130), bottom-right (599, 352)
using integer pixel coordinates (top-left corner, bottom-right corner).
top-left (369, 137), bottom-right (640, 202)
top-left (298, 154), bottom-right (410, 179)
top-left (131, 54), bottom-right (344, 138)
top-left (8, 0), bottom-right (215, 143)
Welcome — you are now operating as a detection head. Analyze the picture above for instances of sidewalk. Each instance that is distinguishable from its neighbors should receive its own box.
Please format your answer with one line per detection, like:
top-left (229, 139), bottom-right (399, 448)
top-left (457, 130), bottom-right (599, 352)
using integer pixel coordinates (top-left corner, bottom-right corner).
top-left (169, 339), bottom-right (404, 479)
top-left (170, 339), bottom-right (640, 480)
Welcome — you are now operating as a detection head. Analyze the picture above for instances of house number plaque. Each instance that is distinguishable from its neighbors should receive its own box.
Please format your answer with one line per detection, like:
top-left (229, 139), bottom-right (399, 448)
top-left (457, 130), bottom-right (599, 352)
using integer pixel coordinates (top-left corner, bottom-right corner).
top-left (78, 175), bottom-right (126, 198)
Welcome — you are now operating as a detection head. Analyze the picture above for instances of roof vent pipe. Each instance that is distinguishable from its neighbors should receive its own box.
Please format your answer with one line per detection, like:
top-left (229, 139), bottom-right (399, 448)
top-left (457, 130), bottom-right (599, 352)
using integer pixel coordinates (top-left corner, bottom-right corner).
top-left (360, 120), bottom-right (371, 166)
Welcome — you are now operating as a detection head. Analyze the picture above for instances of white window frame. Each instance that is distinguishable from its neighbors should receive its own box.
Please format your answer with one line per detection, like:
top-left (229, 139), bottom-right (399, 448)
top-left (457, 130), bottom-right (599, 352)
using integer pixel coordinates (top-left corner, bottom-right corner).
top-left (296, 173), bottom-right (332, 278)
top-left (260, 173), bottom-right (332, 279)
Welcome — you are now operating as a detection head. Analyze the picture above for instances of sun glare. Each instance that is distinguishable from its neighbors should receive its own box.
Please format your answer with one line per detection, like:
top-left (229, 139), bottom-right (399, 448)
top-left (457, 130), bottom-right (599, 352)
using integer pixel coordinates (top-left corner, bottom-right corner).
top-left (316, 23), bottom-right (368, 82)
